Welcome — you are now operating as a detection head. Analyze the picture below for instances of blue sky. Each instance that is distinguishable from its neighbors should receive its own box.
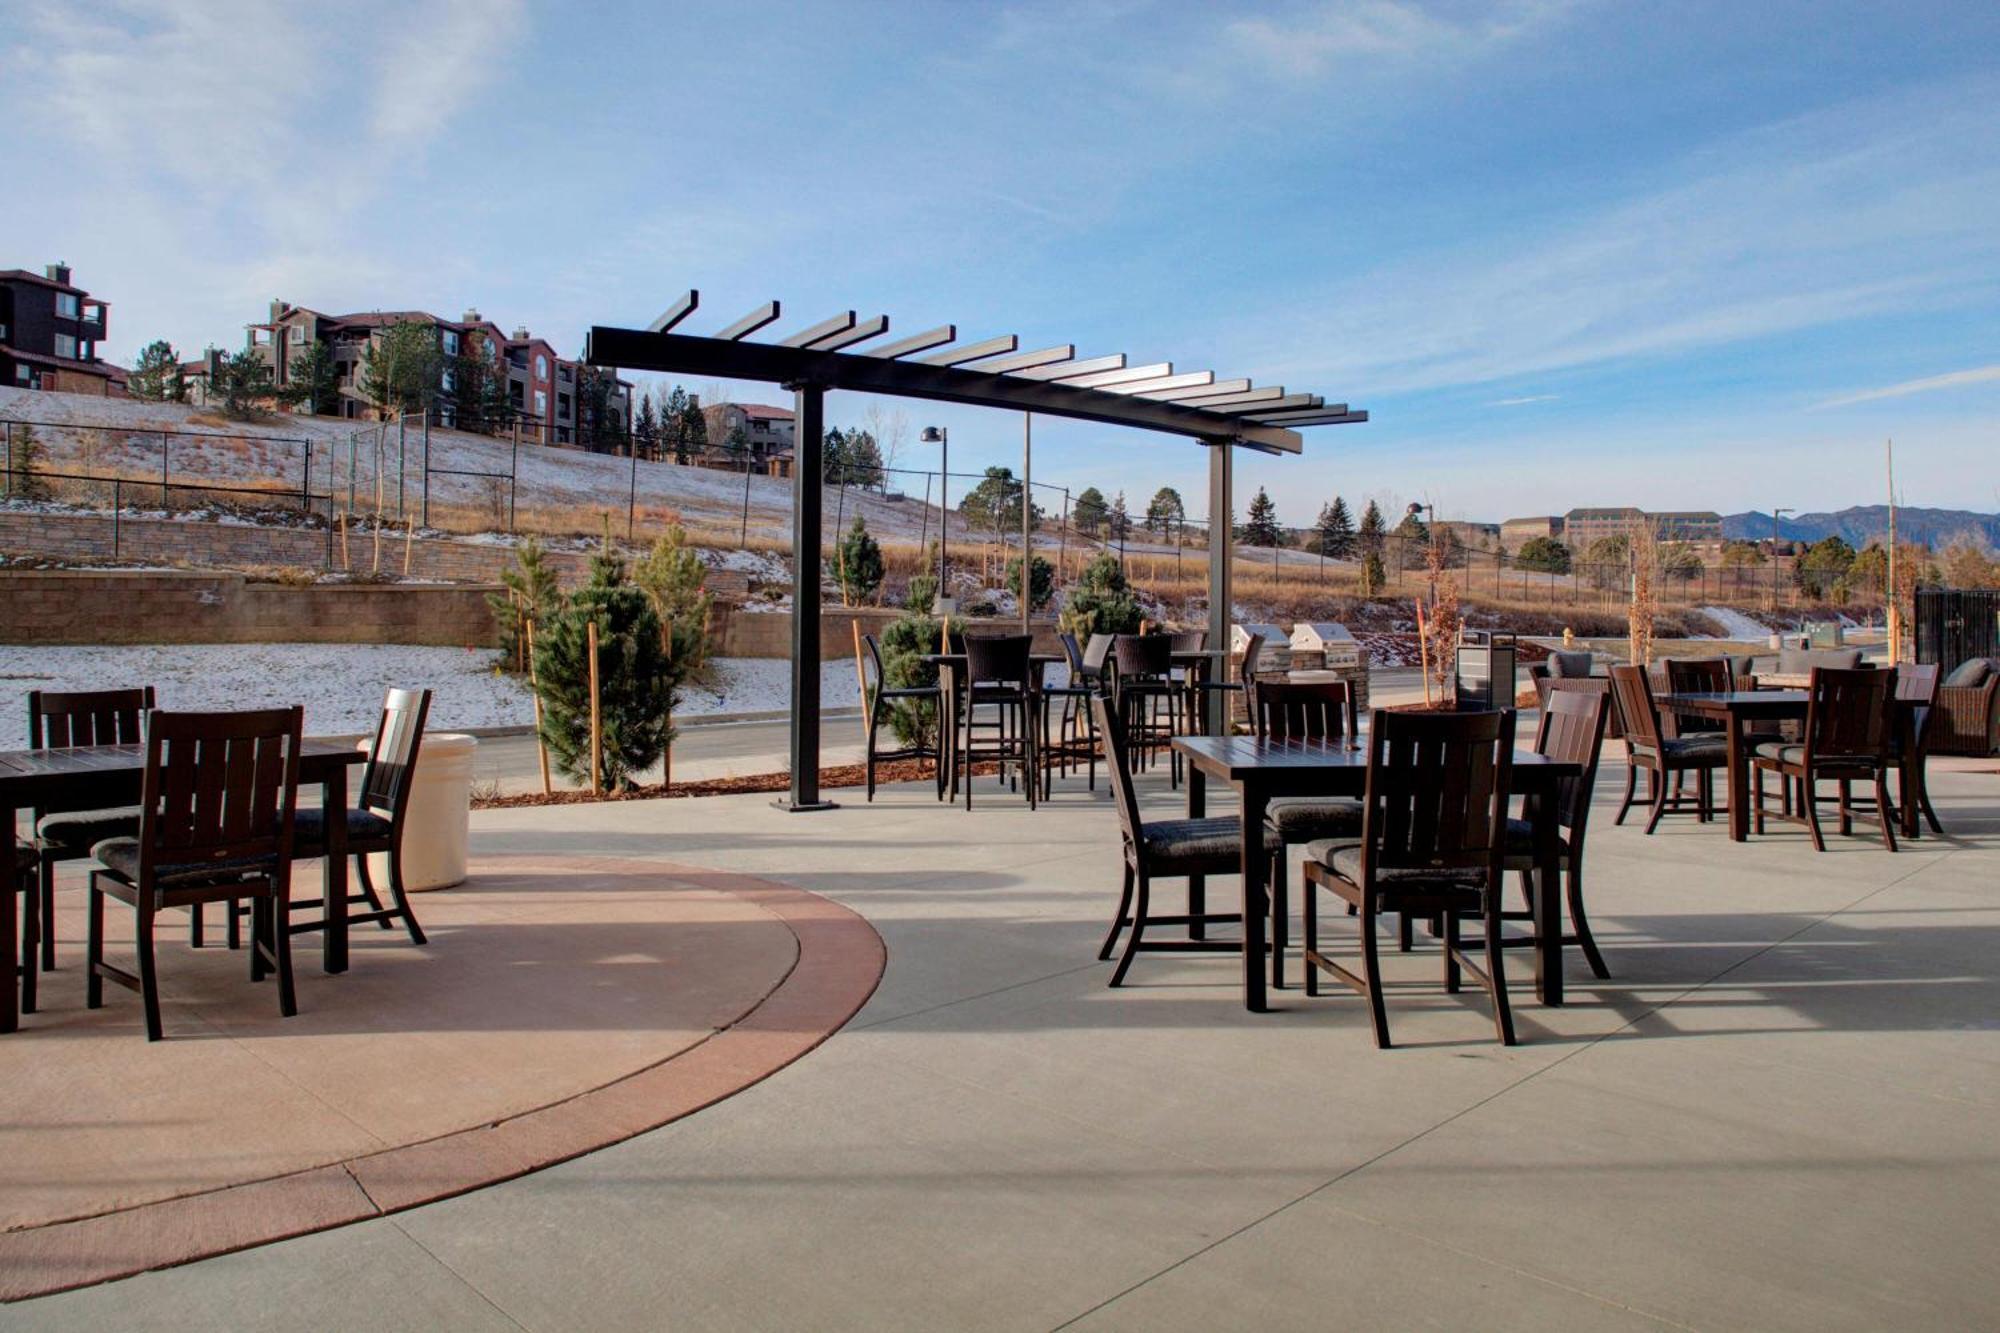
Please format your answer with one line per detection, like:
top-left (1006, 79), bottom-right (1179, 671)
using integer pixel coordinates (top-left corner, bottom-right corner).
top-left (4, 0), bottom-right (1997, 529)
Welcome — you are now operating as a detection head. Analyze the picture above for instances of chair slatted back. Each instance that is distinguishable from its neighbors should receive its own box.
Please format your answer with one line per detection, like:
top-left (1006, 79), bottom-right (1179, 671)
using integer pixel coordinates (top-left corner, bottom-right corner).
top-left (361, 688), bottom-right (432, 822)
top-left (965, 635), bottom-right (1033, 689)
top-left (1893, 662), bottom-right (1939, 703)
top-left (140, 707), bottom-right (301, 875)
top-left (1112, 633), bottom-right (1172, 681)
top-left (29, 687), bottom-right (155, 750)
top-left (1664, 659), bottom-right (1731, 734)
top-left (1253, 679), bottom-right (1353, 743)
top-left (1534, 688), bottom-right (1608, 837)
top-left (1359, 708), bottom-right (1514, 876)
top-left (1805, 667), bottom-right (1889, 763)
top-left (1607, 664), bottom-right (1663, 748)
top-left (1090, 694), bottom-right (1145, 852)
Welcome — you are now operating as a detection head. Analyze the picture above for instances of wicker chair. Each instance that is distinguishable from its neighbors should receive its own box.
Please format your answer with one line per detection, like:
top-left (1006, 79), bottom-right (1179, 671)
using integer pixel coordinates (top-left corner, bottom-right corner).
top-left (1091, 696), bottom-right (1282, 987)
top-left (1932, 659), bottom-right (2000, 756)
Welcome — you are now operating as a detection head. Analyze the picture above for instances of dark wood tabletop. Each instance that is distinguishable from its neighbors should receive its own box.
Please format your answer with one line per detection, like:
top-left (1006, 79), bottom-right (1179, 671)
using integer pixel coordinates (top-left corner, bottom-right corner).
top-left (3, 739), bottom-right (367, 1034)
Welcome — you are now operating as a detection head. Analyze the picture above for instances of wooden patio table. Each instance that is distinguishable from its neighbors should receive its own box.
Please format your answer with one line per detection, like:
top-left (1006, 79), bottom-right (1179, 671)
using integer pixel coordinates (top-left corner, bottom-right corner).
top-left (1659, 689), bottom-right (1926, 843)
top-left (1171, 734), bottom-right (1580, 1014)
top-left (2, 739), bottom-right (367, 1034)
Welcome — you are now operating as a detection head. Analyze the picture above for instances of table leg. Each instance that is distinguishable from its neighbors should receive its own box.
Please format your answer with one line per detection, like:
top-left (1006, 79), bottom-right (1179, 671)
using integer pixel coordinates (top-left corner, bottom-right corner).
top-left (1726, 712), bottom-right (1750, 842)
top-left (1187, 763), bottom-right (1206, 941)
top-left (1240, 783), bottom-right (1268, 1013)
top-left (1900, 755), bottom-right (1920, 840)
top-left (1533, 794), bottom-right (1563, 1007)
top-left (322, 768), bottom-right (349, 974)
top-left (1, 802), bottom-right (18, 1034)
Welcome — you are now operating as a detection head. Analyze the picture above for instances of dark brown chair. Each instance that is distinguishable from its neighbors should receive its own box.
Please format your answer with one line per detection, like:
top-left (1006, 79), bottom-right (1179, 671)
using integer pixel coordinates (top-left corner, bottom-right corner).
top-left (278, 688), bottom-right (434, 943)
top-left (1891, 663), bottom-right (1942, 837)
top-left (1300, 708), bottom-right (1519, 1049)
top-left (1195, 631), bottom-right (1264, 734)
top-left (1111, 634), bottom-right (1181, 779)
top-left (27, 687), bottom-right (156, 973)
top-left (1501, 689), bottom-right (1611, 980)
top-left (1252, 679), bottom-right (1368, 986)
top-left (1664, 658), bottom-right (1733, 732)
top-left (86, 707), bottom-right (304, 1042)
top-left (1041, 631), bottom-right (1101, 796)
top-left (861, 634), bottom-right (944, 802)
top-left (1752, 668), bottom-right (1897, 852)
top-left (960, 636), bottom-right (1038, 809)
top-left (1091, 695), bottom-right (1282, 986)
top-left (1609, 664), bottom-right (1726, 833)
top-left (1931, 658), bottom-right (1999, 756)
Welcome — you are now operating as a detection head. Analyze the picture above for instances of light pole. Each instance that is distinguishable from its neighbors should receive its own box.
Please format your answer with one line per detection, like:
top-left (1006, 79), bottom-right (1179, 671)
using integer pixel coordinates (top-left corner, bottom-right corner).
top-left (1770, 506), bottom-right (1793, 617)
top-left (922, 425), bottom-right (951, 613)
top-left (1407, 500), bottom-right (1436, 589)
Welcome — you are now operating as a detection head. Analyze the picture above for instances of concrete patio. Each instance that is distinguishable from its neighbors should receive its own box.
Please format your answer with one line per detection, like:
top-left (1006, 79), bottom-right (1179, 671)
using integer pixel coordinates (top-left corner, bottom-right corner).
top-left (6, 750), bottom-right (1999, 1329)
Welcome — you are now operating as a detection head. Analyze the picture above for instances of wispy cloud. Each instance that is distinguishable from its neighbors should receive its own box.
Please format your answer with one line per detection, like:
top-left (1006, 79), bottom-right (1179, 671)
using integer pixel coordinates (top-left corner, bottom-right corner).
top-left (1490, 394), bottom-right (1559, 407)
top-left (1226, 0), bottom-right (1582, 77)
top-left (1815, 364), bottom-right (2000, 409)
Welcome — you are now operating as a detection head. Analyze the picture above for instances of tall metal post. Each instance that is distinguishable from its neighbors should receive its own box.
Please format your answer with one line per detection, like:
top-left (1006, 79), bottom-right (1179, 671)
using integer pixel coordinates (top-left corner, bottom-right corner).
top-left (1206, 439), bottom-right (1233, 736)
top-left (627, 430), bottom-right (639, 542)
top-left (421, 411), bottom-right (432, 528)
top-left (510, 417), bottom-right (520, 531)
top-left (397, 416), bottom-right (407, 521)
top-left (1021, 413), bottom-right (1033, 633)
top-left (780, 381), bottom-right (835, 811)
top-left (161, 432), bottom-right (170, 505)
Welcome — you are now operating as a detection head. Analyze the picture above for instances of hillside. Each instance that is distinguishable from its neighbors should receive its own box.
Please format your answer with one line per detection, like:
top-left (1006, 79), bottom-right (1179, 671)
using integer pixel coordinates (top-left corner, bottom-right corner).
top-left (1724, 506), bottom-right (2000, 548)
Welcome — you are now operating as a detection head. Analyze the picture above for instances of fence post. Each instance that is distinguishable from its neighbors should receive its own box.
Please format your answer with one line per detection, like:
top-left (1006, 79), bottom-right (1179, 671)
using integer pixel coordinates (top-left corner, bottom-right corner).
top-left (301, 438), bottom-right (312, 515)
top-left (510, 417), bottom-right (521, 532)
top-left (112, 479), bottom-right (121, 559)
top-left (421, 412), bottom-right (431, 529)
top-left (161, 431), bottom-right (171, 506)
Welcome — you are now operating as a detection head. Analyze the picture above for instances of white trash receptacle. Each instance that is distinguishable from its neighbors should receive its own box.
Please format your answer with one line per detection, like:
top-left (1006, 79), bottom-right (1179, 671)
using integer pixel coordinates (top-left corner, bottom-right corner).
top-left (358, 732), bottom-right (477, 892)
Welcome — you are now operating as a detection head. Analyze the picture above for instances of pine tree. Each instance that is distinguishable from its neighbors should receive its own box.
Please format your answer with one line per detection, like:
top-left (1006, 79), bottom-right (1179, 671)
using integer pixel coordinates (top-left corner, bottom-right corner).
top-left (1238, 487), bottom-right (1282, 547)
top-left (1318, 495), bottom-right (1356, 558)
top-left (822, 426), bottom-right (848, 478)
top-left (632, 524), bottom-right (714, 675)
top-left (1360, 551), bottom-right (1386, 596)
top-left (11, 424), bottom-right (53, 502)
top-left (842, 429), bottom-right (884, 489)
top-left (1145, 486), bottom-right (1185, 537)
top-left (1004, 552), bottom-right (1055, 611)
top-left (281, 340), bottom-right (340, 416)
top-left (1109, 491), bottom-right (1131, 541)
top-left (532, 549), bottom-right (677, 790)
top-left (634, 395), bottom-right (660, 461)
top-left (1357, 499), bottom-right (1386, 556)
top-left (209, 349), bottom-right (274, 421)
top-left (1063, 551), bottom-right (1143, 634)
top-left (1072, 486), bottom-right (1108, 537)
top-left (488, 536), bottom-right (562, 669)
top-left (836, 514), bottom-right (885, 605)
top-left (129, 340), bottom-right (181, 402)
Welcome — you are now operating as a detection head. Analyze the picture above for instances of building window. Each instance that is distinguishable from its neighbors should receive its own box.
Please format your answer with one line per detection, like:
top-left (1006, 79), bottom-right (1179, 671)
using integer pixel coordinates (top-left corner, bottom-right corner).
top-left (53, 333), bottom-right (77, 359)
top-left (14, 364), bottom-right (30, 384)
top-left (534, 390), bottom-right (547, 415)
top-left (252, 328), bottom-right (272, 345)
top-left (290, 326), bottom-right (306, 345)
top-left (442, 329), bottom-right (459, 355)
top-left (441, 368), bottom-right (455, 392)
top-left (557, 393), bottom-right (571, 418)
top-left (79, 340), bottom-right (94, 361)
top-left (55, 292), bottom-right (80, 319)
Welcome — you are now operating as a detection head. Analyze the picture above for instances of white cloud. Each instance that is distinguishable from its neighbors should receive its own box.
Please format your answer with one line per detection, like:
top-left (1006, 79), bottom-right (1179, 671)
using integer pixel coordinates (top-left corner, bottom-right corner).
top-left (1815, 364), bottom-right (2000, 410)
top-left (1226, 0), bottom-right (1581, 77)
top-left (1490, 394), bottom-right (1558, 406)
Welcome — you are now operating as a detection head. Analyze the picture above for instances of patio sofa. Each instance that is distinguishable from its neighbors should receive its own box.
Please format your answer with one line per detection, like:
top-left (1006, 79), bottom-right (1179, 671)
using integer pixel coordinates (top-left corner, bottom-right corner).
top-left (1933, 657), bottom-right (2000, 756)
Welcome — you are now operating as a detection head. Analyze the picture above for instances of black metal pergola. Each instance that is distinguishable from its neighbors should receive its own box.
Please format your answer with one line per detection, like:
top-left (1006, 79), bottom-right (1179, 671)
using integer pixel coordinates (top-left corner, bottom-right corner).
top-left (587, 290), bottom-right (1366, 810)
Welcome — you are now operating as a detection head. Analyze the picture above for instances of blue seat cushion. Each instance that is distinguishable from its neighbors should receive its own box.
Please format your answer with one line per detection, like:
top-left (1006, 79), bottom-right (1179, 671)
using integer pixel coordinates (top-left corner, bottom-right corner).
top-left (90, 838), bottom-right (276, 888)
top-left (1264, 797), bottom-right (1364, 843)
top-left (36, 807), bottom-right (143, 852)
top-left (1305, 840), bottom-right (1487, 887)
top-left (1139, 817), bottom-right (1282, 875)
top-left (292, 806), bottom-right (394, 853)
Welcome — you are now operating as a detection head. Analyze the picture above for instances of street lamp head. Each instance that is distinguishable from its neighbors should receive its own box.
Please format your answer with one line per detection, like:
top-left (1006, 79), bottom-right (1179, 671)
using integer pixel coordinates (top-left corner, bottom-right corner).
top-left (921, 426), bottom-right (945, 444)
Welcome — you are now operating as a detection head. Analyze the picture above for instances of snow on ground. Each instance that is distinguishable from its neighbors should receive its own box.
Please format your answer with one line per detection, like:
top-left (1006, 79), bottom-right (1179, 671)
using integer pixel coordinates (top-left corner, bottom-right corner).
top-left (0, 645), bottom-right (859, 737)
top-left (1699, 605), bottom-right (1775, 640)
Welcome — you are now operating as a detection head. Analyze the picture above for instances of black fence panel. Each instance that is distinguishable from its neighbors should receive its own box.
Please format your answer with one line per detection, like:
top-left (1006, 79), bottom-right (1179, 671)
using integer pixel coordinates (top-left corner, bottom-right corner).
top-left (1915, 588), bottom-right (2000, 675)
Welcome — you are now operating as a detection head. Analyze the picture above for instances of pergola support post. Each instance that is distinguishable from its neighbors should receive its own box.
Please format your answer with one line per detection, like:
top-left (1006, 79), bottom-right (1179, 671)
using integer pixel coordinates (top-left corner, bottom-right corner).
top-left (1206, 438), bottom-right (1233, 736)
top-left (778, 380), bottom-right (837, 811)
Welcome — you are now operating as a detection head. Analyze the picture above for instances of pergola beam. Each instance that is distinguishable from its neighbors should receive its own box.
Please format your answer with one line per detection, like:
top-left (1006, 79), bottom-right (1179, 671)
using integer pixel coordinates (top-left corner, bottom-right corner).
top-left (867, 324), bottom-right (957, 359)
top-left (647, 290), bottom-right (699, 333)
top-left (918, 334), bottom-right (1020, 367)
top-left (1145, 377), bottom-right (1251, 402)
top-left (715, 301), bottom-right (781, 341)
top-left (1011, 353), bottom-right (1126, 381)
top-left (812, 314), bottom-right (891, 352)
top-left (971, 343), bottom-right (1076, 374)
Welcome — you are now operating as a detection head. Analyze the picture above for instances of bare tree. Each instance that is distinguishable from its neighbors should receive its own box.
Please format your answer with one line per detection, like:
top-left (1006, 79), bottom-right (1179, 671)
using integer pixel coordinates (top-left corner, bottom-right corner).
top-left (863, 401), bottom-right (910, 482)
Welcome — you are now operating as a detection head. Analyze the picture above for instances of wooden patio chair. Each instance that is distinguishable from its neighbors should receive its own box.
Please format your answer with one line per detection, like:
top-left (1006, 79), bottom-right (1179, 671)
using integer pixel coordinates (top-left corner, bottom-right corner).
top-left (27, 686), bottom-right (156, 971)
top-left (1609, 664), bottom-right (1726, 833)
top-left (1752, 667), bottom-right (1897, 852)
top-left (1891, 662), bottom-right (1943, 837)
top-left (86, 707), bottom-right (304, 1042)
top-left (1300, 708), bottom-right (1519, 1049)
top-left (1091, 695), bottom-right (1282, 986)
top-left (1501, 688), bottom-right (1612, 980)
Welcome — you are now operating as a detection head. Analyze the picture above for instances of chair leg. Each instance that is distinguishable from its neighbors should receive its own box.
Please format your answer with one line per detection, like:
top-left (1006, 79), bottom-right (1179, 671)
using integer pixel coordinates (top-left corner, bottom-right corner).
top-left (865, 704), bottom-right (879, 802)
top-left (1615, 759), bottom-right (1637, 825)
top-left (249, 897), bottom-right (268, 981)
top-left (1803, 775), bottom-right (1827, 852)
top-left (1398, 909), bottom-right (1413, 952)
top-left (1566, 864), bottom-right (1611, 979)
top-left (226, 896), bottom-right (242, 951)
top-left (136, 904), bottom-right (163, 1043)
top-left (1269, 852), bottom-right (1286, 990)
top-left (19, 878), bottom-right (38, 1014)
top-left (1483, 891), bottom-right (1517, 1046)
top-left (1302, 867), bottom-right (1320, 998)
top-left (1108, 872), bottom-right (1150, 987)
top-left (1920, 782), bottom-right (1943, 835)
top-left (1837, 779), bottom-right (1853, 838)
top-left (1753, 764), bottom-right (1767, 835)
top-left (1874, 773), bottom-right (1899, 853)
top-left (1099, 862), bottom-right (1134, 961)
top-left (189, 901), bottom-right (204, 948)
top-left (1442, 909), bottom-right (1462, 993)
top-left (272, 893), bottom-right (298, 1019)
top-left (1360, 892), bottom-right (1391, 1049)
top-left (1644, 764), bottom-right (1669, 835)
top-left (382, 850), bottom-right (427, 945)
top-left (86, 876), bottom-right (104, 1010)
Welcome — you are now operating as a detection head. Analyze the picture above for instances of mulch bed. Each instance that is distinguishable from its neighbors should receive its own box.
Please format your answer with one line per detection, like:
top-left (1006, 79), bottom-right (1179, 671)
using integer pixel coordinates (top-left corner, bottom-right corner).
top-left (474, 757), bottom-right (996, 809)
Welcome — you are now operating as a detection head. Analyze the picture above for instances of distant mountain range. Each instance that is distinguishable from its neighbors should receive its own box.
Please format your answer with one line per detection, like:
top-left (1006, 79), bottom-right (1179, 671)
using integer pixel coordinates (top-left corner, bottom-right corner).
top-left (1722, 506), bottom-right (2000, 549)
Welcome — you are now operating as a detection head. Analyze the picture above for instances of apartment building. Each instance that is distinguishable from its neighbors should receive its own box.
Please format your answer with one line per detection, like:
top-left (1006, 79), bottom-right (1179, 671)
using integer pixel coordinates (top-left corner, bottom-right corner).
top-left (1499, 515), bottom-right (1565, 551)
top-left (0, 263), bottom-right (121, 395)
top-left (699, 401), bottom-right (796, 476)
top-left (1563, 507), bottom-right (1724, 550)
top-left (247, 301), bottom-right (630, 444)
